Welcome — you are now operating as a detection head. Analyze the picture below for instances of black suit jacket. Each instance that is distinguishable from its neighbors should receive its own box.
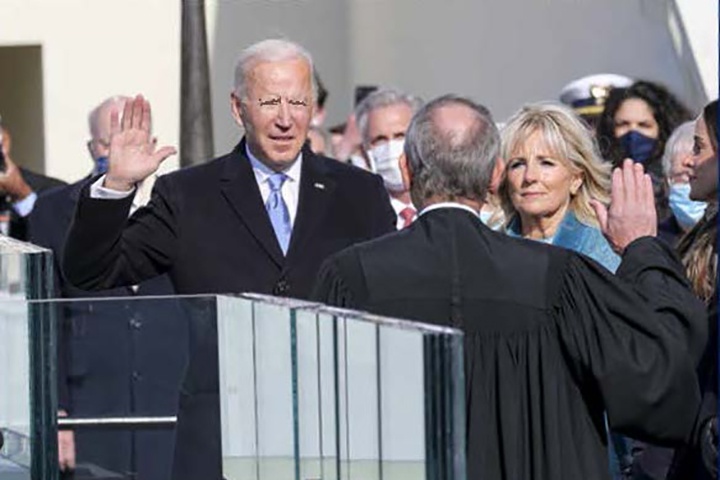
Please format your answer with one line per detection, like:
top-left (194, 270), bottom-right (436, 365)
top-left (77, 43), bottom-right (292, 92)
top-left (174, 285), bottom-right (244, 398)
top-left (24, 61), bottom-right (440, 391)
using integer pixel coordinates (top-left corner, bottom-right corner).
top-left (64, 141), bottom-right (395, 298)
top-left (7, 167), bottom-right (66, 241)
top-left (30, 178), bottom-right (176, 299)
top-left (62, 141), bottom-right (395, 480)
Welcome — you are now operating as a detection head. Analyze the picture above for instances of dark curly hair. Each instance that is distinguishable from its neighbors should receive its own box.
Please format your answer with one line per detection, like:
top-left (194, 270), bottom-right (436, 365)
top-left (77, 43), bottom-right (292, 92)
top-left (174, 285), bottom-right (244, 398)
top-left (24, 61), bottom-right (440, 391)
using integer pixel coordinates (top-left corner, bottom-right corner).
top-left (596, 80), bottom-right (693, 169)
top-left (596, 81), bottom-right (693, 220)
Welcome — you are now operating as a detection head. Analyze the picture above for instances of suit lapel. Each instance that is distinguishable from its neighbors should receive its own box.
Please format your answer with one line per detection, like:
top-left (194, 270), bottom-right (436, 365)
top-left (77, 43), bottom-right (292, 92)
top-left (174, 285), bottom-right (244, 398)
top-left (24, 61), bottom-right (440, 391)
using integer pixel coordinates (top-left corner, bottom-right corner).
top-left (220, 143), bottom-right (284, 267)
top-left (284, 148), bottom-right (336, 268)
top-left (65, 180), bottom-right (87, 225)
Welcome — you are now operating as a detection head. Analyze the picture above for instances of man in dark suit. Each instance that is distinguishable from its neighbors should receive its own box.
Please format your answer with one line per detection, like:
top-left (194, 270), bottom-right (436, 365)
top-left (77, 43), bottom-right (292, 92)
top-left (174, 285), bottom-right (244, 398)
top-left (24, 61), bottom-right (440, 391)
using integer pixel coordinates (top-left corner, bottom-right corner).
top-left (62, 39), bottom-right (395, 479)
top-left (29, 95), bottom-right (185, 480)
top-left (0, 125), bottom-right (65, 240)
top-left (312, 95), bottom-right (706, 480)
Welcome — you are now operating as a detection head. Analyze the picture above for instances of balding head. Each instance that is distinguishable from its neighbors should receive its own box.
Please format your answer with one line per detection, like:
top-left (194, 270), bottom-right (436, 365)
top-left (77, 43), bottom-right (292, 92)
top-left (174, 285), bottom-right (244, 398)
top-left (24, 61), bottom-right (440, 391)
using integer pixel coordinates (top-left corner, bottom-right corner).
top-left (87, 96), bottom-right (131, 160)
top-left (404, 95), bottom-right (499, 208)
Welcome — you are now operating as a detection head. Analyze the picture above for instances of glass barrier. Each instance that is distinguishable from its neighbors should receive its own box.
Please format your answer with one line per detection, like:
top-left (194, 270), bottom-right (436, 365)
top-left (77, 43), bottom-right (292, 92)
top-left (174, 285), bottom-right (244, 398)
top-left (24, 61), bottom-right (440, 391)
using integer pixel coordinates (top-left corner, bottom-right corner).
top-left (2, 293), bottom-right (464, 480)
top-left (0, 235), bottom-right (53, 300)
top-left (219, 294), bottom-right (466, 480)
top-left (0, 236), bottom-right (54, 480)
top-left (44, 295), bottom-right (197, 480)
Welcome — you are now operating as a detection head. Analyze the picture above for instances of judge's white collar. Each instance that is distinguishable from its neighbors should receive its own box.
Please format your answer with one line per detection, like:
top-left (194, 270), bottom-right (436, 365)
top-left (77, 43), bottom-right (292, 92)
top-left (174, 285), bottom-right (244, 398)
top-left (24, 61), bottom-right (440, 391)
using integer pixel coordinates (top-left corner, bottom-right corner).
top-left (419, 202), bottom-right (480, 219)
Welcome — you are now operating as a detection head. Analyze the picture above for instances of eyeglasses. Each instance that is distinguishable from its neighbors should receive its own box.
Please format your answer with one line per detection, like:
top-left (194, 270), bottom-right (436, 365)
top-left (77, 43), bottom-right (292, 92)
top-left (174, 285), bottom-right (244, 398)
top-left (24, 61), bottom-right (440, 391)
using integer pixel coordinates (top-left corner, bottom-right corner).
top-left (247, 95), bottom-right (311, 114)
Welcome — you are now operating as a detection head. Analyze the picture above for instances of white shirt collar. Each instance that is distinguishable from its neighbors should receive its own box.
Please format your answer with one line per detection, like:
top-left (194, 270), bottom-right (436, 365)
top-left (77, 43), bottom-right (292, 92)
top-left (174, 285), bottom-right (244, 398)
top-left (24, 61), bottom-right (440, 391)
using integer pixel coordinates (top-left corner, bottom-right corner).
top-left (418, 202), bottom-right (481, 219)
top-left (389, 196), bottom-right (415, 214)
top-left (245, 143), bottom-right (303, 184)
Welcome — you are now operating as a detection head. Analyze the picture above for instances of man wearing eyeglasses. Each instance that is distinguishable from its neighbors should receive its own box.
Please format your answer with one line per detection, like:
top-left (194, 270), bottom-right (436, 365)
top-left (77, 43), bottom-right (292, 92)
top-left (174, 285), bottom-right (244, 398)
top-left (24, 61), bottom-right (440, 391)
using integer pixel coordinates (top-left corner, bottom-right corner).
top-left (64, 38), bottom-right (394, 297)
top-left (62, 39), bottom-right (395, 480)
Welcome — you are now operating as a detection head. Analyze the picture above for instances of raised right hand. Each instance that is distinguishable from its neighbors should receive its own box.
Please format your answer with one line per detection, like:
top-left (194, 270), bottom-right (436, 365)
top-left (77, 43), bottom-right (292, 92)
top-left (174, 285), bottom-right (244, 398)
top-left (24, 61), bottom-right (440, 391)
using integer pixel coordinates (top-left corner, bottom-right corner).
top-left (104, 95), bottom-right (176, 191)
top-left (591, 159), bottom-right (657, 254)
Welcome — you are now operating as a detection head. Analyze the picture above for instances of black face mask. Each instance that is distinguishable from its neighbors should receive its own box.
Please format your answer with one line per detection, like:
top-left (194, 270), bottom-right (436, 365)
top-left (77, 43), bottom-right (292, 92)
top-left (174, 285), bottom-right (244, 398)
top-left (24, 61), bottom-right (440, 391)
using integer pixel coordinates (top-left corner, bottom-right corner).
top-left (618, 130), bottom-right (657, 164)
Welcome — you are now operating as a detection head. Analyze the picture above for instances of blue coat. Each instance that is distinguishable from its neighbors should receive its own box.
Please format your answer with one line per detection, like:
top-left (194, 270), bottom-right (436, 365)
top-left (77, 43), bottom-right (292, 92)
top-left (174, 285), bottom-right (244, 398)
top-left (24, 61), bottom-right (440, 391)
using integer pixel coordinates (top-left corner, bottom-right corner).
top-left (506, 211), bottom-right (620, 273)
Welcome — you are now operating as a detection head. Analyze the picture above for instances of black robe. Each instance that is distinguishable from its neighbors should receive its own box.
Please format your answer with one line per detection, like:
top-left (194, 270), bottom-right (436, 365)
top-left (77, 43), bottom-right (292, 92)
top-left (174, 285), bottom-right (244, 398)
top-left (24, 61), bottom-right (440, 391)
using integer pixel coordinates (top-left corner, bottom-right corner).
top-left (311, 206), bottom-right (707, 480)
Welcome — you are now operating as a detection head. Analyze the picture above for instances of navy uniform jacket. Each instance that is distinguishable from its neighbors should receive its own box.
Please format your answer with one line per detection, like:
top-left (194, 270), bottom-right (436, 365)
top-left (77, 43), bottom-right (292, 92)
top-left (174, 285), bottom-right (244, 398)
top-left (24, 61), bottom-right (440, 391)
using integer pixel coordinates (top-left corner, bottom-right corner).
top-left (61, 141), bottom-right (396, 479)
top-left (30, 179), bottom-right (187, 480)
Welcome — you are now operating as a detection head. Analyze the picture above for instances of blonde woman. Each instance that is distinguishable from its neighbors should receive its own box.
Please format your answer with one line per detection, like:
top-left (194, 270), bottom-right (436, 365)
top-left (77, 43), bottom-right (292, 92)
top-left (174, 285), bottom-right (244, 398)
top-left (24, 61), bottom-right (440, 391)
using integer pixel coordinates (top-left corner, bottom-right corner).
top-left (499, 102), bottom-right (631, 477)
top-left (499, 103), bottom-right (619, 272)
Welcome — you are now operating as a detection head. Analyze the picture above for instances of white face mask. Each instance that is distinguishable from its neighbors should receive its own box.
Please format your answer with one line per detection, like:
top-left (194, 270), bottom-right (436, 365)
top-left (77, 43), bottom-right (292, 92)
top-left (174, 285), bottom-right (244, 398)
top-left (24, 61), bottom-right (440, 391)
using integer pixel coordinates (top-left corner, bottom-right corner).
top-left (669, 182), bottom-right (707, 230)
top-left (368, 139), bottom-right (406, 192)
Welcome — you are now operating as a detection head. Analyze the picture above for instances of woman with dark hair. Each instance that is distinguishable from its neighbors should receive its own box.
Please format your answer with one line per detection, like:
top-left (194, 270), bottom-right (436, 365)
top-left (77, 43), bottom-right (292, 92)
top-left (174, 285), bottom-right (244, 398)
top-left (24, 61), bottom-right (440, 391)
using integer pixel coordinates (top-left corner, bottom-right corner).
top-left (596, 80), bottom-right (694, 221)
top-left (665, 98), bottom-right (718, 480)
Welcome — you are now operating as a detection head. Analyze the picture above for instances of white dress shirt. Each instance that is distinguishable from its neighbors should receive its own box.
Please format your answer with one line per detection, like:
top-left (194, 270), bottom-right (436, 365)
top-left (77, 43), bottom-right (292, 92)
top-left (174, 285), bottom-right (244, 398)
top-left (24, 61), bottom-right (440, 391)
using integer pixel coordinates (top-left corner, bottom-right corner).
top-left (13, 192), bottom-right (37, 217)
top-left (419, 202), bottom-right (481, 219)
top-left (90, 175), bottom-right (158, 215)
top-left (245, 145), bottom-right (302, 227)
top-left (390, 196), bottom-right (417, 230)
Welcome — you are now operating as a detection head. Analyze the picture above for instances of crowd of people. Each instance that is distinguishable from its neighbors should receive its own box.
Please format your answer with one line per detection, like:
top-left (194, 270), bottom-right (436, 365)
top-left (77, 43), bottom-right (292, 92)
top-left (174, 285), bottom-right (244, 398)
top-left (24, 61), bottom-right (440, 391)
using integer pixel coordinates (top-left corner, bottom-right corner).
top-left (0, 38), bottom-right (716, 480)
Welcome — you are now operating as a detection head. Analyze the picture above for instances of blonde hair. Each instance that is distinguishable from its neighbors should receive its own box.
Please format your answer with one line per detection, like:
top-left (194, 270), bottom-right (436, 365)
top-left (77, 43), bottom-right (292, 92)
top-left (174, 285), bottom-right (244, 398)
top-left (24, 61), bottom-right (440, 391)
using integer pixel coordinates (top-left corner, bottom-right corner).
top-left (499, 102), bottom-right (612, 228)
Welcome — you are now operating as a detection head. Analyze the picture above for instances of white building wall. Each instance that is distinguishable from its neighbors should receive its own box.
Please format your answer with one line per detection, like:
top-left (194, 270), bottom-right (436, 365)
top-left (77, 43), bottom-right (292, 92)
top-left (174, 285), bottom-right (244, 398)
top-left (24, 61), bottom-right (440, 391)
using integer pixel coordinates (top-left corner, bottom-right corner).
top-left (675, 0), bottom-right (719, 100)
top-left (346, 0), bottom-right (711, 124)
top-left (0, 0), bottom-right (180, 182)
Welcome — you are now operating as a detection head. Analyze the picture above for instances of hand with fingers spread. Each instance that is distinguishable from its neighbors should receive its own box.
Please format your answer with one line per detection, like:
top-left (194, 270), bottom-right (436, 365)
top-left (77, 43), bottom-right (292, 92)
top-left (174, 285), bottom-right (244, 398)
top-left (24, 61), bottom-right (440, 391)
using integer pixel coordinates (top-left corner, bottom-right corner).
top-left (591, 159), bottom-right (657, 254)
top-left (104, 95), bottom-right (177, 192)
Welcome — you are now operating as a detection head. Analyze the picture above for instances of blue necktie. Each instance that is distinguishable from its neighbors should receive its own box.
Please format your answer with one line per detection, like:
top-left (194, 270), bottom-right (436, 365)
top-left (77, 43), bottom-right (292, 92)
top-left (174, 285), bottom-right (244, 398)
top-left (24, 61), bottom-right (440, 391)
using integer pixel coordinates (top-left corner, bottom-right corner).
top-left (266, 173), bottom-right (291, 255)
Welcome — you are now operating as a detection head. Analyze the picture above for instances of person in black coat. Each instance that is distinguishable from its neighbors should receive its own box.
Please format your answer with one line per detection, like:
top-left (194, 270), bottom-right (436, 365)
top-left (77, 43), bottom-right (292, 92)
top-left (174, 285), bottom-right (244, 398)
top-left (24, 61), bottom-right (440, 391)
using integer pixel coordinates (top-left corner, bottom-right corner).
top-left (0, 125), bottom-right (65, 240)
top-left (61, 40), bottom-right (395, 480)
top-left (312, 95), bottom-right (707, 480)
top-left (666, 99), bottom-right (719, 480)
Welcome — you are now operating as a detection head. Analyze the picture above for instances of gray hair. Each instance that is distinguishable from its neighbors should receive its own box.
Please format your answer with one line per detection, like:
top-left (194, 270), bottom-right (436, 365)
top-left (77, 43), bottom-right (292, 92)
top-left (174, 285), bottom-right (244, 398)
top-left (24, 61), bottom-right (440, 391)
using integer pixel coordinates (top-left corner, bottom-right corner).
top-left (661, 121), bottom-right (695, 177)
top-left (233, 38), bottom-right (316, 99)
top-left (404, 95), bottom-right (499, 207)
top-left (355, 87), bottom-right (423, 146)
top-left (88, 95), bottom-right (131, 139)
